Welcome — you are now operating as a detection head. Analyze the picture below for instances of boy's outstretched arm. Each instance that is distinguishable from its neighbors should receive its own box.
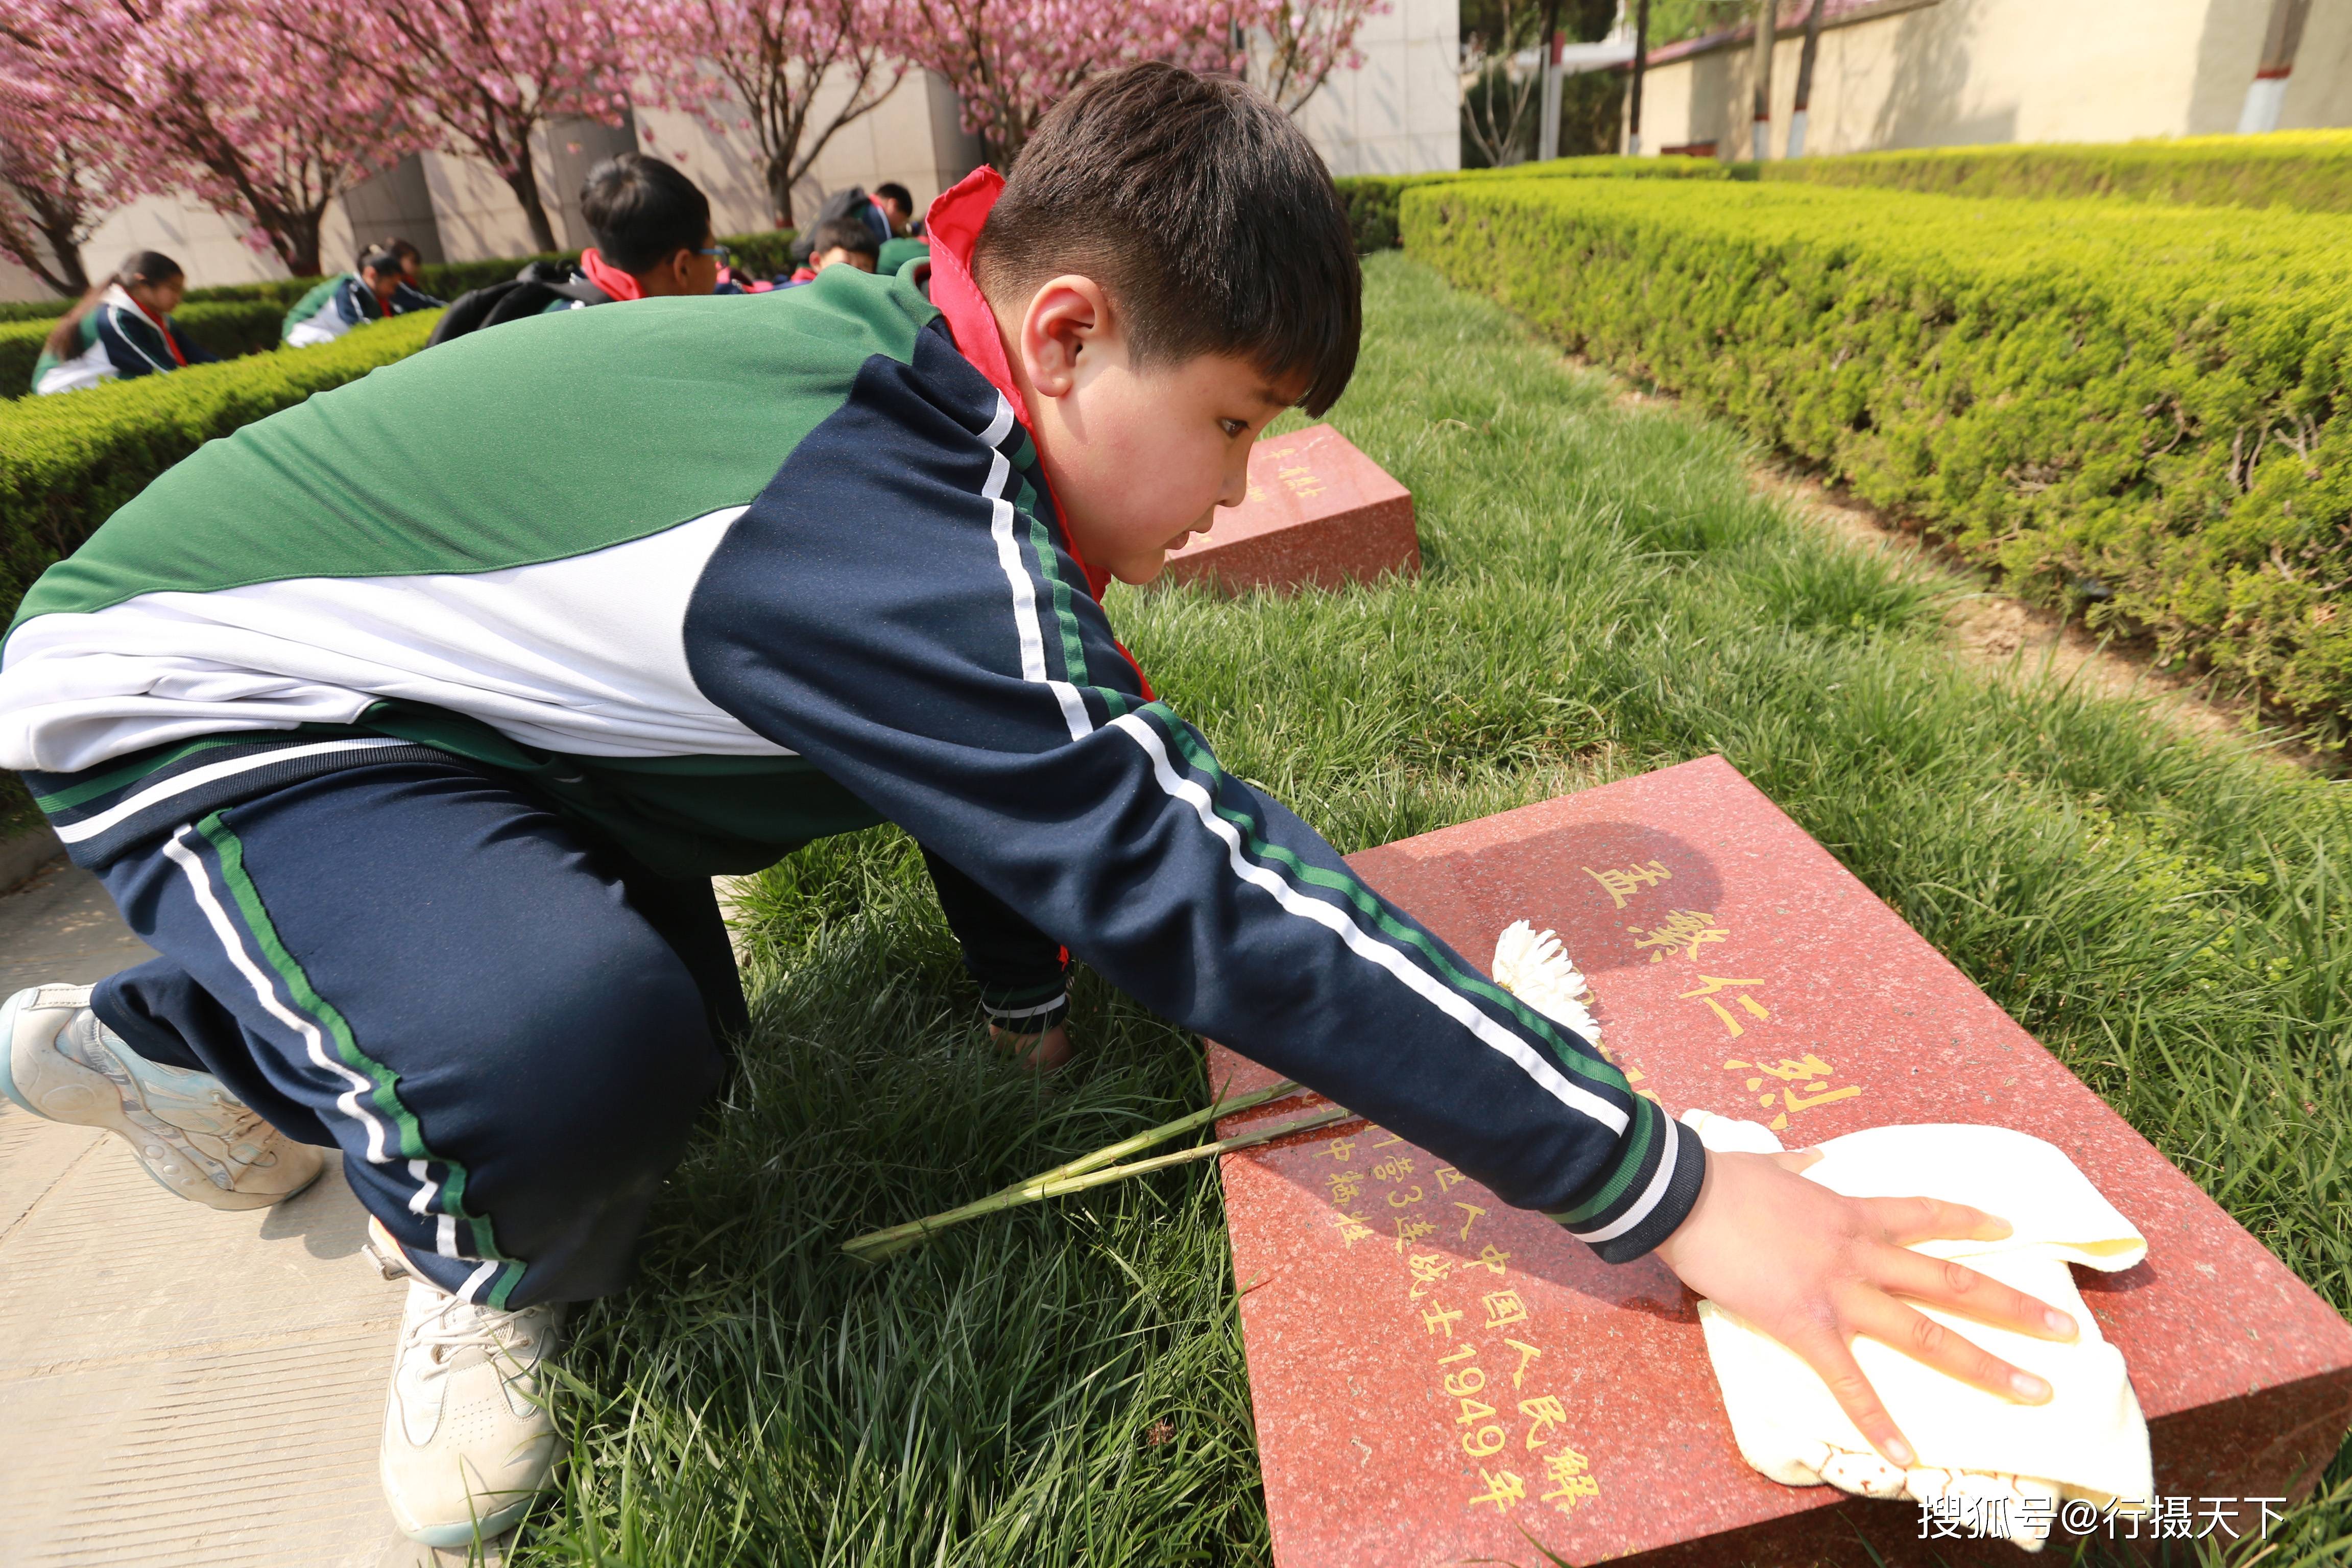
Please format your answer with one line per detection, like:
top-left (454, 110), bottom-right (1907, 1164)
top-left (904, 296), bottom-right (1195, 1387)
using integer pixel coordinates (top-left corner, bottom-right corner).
top-left (680, 347), bottom-right (2075, 1460)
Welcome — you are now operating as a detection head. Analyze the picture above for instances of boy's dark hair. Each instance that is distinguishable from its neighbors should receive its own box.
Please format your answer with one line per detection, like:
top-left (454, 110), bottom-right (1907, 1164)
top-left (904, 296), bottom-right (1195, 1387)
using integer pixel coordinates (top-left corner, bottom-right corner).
top-left (974, 63), bottom-right (1359, 416)
top-left (356, 245), bottom-right (404, 278)
top-left (580, 153), bottom-right (712, 275)
top-left (808, 216), bottom-right (881, 261)
top-left (873, 181), bottom-right (914, 212)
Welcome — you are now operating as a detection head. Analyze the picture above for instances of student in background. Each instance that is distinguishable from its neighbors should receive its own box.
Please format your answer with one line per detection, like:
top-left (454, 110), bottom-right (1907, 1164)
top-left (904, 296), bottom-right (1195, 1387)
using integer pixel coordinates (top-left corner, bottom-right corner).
top-left (424, 157), bottom-right (729, 346)
top-left (566, 153), bottom-right (725, 306)
top-left (32, 251), bottom-right (217, 396)
top-left (873, 182), bottom-right (920, 236)
top-left (781, 216), bottom-right (879, 285)
top-left (283, 245), bottom-right (444, 348)
top-left (377, 236), bottom-right (427, 286)
top-left (876, 234), bottom-right (929, 276)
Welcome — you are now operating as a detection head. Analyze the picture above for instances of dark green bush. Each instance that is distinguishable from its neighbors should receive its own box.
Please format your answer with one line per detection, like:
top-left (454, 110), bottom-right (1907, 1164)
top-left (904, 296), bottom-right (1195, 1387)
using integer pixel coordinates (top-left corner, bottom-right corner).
top-left (1403, 176), bottom-right (2352, 737)
top-left (1767, 129), bottom-right (2352, 211)
top-left (2, 300), bottom-right (287, 395)
top-left (0, 311), bottom-right (439, 623)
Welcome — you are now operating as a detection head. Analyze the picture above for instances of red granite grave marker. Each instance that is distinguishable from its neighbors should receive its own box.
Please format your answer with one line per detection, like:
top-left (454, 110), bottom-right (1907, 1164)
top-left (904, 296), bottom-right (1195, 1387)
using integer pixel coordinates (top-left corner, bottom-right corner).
top-left (1208, 755), bottom-right (2352, 1566)
top-left (1161, 424), bottom-right (1418, 594)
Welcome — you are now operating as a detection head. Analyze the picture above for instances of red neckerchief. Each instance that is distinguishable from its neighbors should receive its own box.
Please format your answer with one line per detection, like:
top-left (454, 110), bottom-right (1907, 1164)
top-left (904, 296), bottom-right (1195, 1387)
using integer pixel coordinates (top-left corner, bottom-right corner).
top-left (127, 293), bottom-right (186, 366)
top-left (579, 247), bottom-right (646, 302)
top-left (925, 168), bottom-right (1154, 700)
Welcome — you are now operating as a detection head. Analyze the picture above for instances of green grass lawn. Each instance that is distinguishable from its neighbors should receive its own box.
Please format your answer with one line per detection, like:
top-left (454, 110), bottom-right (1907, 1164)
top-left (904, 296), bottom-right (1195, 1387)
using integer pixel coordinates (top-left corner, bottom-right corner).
top-left (512, 253), bottom-right (2352, 1567)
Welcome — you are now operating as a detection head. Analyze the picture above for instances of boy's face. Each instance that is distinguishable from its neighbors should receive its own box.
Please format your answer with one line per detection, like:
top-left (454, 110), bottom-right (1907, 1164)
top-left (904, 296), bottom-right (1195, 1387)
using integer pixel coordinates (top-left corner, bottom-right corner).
top-left (813, 246), bottom-right (876, 275)
top-left (994, 275), bottom-right (1300, 585)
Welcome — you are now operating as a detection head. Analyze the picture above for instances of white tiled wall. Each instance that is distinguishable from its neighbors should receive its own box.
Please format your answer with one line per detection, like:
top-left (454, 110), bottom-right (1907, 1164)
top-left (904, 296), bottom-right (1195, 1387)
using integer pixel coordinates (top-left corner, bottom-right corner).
top-left (1299, 0), bottom-right (1465, 176)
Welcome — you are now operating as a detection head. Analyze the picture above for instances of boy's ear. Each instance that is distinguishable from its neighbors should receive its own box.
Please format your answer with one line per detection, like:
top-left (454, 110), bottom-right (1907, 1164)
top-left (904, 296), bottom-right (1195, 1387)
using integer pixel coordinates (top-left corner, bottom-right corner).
top-left (1017, 275), bottom-right (1115, 399)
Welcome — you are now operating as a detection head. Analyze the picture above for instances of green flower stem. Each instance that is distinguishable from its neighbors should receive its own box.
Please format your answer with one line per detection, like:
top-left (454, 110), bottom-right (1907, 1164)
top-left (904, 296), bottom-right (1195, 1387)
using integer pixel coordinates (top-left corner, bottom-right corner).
top-left (843, 1093), bottom-right (1353, 1263)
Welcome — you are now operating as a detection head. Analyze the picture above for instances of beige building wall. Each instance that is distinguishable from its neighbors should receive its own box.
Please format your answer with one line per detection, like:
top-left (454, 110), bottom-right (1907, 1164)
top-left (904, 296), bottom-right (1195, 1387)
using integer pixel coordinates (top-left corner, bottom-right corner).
top-left (70, 190), bottom-right (360, 294)
top-left (1632, 0), bottom-right (2352, 161)
top-left (1297, 0), bottom-right (1464, 175)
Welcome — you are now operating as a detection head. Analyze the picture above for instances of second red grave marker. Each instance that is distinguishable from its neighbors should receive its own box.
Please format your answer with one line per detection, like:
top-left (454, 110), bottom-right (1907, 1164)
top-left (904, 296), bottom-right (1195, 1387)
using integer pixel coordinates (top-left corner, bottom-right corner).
top-left (1161, 423), bottom-right (1418, 594)
top-left (1207, 756), bottom-right (2352, 1566)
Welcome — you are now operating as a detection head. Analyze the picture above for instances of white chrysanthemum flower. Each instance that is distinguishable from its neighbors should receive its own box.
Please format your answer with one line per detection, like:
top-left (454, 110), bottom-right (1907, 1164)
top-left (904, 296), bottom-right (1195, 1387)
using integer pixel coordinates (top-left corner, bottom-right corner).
top-left (1491, 919), bottom-right (1600, 1045)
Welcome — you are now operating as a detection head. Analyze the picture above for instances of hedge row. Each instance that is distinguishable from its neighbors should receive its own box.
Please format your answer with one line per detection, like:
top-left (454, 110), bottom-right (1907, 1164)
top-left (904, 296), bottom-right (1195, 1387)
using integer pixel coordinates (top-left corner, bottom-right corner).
top-left (1333, 156), bottom-right (1740, 251)
top-left (1402, 177), bottom-right (2352, 736)
top-left (1765, 130), bottom-right (2352, 213)
top-left (0, 311), bottom-right (440, 622)
top-left (0, 229), bottom-right (800, 322)
top-left (0, 299), bottom-right (287, 395)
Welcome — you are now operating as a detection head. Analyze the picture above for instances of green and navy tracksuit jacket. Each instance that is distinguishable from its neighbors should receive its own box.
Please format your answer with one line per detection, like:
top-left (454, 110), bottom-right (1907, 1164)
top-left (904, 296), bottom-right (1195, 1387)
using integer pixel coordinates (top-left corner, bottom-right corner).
top-left (282, 273), bottom-right (444, 347)
top-left (0, 170), bottom-right (1703, 1261)
top-left (31, 285), bottom-right (220, 395)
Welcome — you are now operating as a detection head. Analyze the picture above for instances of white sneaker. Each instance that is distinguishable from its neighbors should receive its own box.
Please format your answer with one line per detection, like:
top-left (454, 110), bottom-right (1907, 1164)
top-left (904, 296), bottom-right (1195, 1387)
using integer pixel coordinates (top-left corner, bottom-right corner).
top-left (0, 982), bottom-right (324, 1209)
top-left (376, 1227), bottom-right (567, 1546)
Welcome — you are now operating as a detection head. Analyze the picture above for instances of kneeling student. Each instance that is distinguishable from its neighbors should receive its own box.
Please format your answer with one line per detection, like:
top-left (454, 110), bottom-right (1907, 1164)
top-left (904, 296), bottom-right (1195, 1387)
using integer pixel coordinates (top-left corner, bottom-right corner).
top-left (0, 64), bottom-right (2080, 1549)
top-left (31, 251), bottom-right (217, 395)
top-left (282, 245), bottom-right (443, 348)
top-left (782, 215), bottom-right (881, 284)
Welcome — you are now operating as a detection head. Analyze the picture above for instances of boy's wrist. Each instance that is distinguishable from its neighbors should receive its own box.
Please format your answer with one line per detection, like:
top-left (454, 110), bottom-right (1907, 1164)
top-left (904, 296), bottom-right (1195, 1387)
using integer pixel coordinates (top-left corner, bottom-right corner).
top-left (1551, 1109), bottom-right (1709, 1265)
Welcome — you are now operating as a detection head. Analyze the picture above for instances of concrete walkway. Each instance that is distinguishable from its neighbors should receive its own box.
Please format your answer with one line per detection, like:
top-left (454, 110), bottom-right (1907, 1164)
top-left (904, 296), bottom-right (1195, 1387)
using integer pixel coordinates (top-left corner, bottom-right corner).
top-left (0, 857), bottom-right (458, 1566)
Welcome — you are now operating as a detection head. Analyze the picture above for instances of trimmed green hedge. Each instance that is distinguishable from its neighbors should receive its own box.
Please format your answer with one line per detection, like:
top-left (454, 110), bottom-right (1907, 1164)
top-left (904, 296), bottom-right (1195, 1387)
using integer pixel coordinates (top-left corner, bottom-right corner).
top-left (0, 311), bottom-right (439, 622)
top-left (1333, 156), bottom-right (1741, 253)
top-left (1, 300), bottom-right (287, 395)
top-left (1403, 177), bottom-right (2352, 736)
top-left (0, 229), bottom-right (800, 322)
top-left (1765, 130), bottom-right (2352, 212)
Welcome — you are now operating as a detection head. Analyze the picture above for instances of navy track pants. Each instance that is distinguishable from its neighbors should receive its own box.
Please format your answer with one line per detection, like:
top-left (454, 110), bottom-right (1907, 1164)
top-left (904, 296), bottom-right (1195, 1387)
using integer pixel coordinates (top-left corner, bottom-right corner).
top-left (85, 756), bottom-right (738, 1308)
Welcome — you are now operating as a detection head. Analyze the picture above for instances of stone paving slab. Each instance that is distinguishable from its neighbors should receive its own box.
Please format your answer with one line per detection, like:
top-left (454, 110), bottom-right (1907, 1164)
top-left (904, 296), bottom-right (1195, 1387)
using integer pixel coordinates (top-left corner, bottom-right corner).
top-left (0, 862), bottom-right (463, 1565)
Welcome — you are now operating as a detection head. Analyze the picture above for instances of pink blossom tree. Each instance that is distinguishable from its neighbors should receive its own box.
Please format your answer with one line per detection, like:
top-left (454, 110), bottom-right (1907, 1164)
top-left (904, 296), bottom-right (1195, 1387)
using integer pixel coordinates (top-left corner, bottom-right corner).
top-left (272, 0), bottom-right (634, 255)
top-left (897, 0), bottom-right (1233, 170)
top-left (0, 91), bottom-right (124, 295)
top-left (1232, 0), bottom-right (1385, 115)
top-left (899, 0), bottom-right (1383, 170)
top-left (0, 0), bottom-right (420, 279)
top-left (626, 0), bottom-right (906, 228)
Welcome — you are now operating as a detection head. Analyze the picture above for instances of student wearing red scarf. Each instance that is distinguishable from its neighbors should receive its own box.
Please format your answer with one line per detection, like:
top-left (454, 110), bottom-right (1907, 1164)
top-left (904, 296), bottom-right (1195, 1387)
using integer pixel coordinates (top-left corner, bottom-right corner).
top-left (31, 251), bottom-right (218, 396)
top-left (552, 153), bottom-right (726, 310)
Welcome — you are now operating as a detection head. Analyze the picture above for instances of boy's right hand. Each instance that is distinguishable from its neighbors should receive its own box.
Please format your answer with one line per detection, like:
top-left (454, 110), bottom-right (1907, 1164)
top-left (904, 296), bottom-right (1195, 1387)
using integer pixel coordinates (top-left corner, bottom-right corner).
top-left (1651, 1147), bottom-right (2082, 1469)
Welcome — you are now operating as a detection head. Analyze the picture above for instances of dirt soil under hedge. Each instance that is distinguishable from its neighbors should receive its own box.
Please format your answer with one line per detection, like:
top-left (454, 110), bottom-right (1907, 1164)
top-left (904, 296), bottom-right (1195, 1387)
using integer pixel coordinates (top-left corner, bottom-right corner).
top-left (1597, 374), bottom-right (2323, 773)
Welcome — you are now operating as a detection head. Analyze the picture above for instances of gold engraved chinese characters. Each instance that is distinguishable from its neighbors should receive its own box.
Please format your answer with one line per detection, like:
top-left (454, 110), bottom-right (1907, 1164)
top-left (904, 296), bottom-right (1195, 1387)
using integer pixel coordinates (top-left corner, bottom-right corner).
top-left (1262, 442), bottom-right (1327, 502)
top-left (1582, 859), bottom-right (1672, 910)
top-left (1319, 1138), bottom-right (1603, 1519)
top-left (1627, 909), bottom-right (1729, 963)
top-left (1726, 1051), bottom-right (1862, 1132)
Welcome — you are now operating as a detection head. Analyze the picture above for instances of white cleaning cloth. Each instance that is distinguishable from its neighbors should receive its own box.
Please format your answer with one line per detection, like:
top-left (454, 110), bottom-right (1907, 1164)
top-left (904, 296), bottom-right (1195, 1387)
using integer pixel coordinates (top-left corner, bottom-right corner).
top-left (1682, 1111), bottom-right (2152, 1551)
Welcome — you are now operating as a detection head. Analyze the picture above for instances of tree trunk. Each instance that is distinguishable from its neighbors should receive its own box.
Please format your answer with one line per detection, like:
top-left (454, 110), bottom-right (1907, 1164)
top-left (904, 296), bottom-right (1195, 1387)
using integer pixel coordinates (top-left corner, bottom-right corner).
top-left (284, 210), bottom-right (323, 278)
top-left (2238, 0), bottom-right (2312, 135)
top-left (1626, 0), bottom-right (1649, 155)
top-left (1787, 0), bottom-right (1827, 158)
top-left (504, 134), bottom-right (560, 254)
top-left (1538, 0), bottom-right (1563, 161)
top-left (19, 192), bottom-right (90, 295)
top-left (766, 154), bottom-right (796, 229)
top-left (1748, 0), bottom-right (1775, 161)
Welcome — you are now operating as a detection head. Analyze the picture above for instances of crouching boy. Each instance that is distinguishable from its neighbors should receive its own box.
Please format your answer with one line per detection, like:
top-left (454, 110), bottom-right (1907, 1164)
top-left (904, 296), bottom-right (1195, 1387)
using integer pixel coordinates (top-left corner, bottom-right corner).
top-left (0, 64), bottom-right (2076, 1549)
